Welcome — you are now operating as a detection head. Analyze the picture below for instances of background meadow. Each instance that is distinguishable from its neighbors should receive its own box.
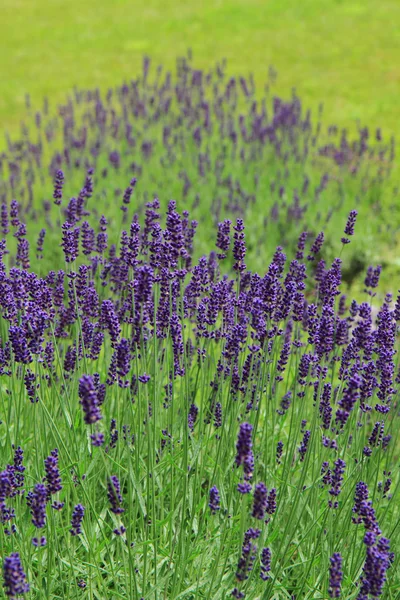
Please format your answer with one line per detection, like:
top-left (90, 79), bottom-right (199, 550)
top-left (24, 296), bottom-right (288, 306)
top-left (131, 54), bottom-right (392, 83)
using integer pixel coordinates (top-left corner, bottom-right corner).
top-left (1, 2), bottom-right (400, 599)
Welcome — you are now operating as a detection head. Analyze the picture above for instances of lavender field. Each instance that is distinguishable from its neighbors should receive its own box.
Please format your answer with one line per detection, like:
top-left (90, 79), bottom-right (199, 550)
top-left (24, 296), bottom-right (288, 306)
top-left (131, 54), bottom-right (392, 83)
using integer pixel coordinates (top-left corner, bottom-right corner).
top-left (0, 57), bottom-right (399, 599)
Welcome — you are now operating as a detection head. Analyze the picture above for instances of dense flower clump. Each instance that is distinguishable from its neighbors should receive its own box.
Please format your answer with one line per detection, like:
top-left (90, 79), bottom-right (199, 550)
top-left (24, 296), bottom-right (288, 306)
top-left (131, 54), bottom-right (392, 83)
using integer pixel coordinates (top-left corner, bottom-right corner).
top-left (0, 57), bottom-right (398, 599)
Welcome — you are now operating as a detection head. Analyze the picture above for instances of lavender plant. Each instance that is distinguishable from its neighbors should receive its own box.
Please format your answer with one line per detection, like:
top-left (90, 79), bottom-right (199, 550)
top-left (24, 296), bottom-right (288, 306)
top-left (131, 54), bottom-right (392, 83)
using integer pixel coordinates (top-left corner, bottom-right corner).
top-left (0, 169), bottom-right (398, 599)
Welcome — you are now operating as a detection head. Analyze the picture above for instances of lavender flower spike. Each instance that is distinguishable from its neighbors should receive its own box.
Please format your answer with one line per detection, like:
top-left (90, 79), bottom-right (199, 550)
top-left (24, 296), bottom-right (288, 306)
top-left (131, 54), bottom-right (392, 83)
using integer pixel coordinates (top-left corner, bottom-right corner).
top-left (107, 476), bottom-right (124, 514)
top-left (3, 553), bottom-right (29, 598)
top-left (260, 547), bottom-right (271, 581)
top-left (252, 482), bottom-right (268, 520)
top-left (53, 169), bottom-right (64, 205)
top-left (328, 553), bottom-right (343, 598)
top-left (44, 449), bottom-right (62, 497)
top-left (209, 486), bottom-right (221, 514)
top-left (78, 375), bottom-right (102, 424)
top-left (70, 504), bottom-right (85, 536)
top-left (341, 209), bottom-right (358, 244)
top-left (29, 483), bottom-right (47, 528)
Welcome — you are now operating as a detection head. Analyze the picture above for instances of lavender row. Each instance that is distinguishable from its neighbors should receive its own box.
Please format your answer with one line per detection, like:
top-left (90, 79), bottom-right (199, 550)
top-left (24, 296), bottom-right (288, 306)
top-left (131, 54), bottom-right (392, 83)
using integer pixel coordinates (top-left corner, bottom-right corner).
top-left (0, 55), bottom-right (396, 279)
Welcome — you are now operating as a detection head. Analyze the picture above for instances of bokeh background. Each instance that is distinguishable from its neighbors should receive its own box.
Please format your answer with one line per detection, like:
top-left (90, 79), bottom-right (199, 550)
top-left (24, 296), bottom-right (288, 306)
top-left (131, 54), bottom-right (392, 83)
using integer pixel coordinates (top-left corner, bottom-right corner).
top-left (2, 0), bottom-right (400, 133)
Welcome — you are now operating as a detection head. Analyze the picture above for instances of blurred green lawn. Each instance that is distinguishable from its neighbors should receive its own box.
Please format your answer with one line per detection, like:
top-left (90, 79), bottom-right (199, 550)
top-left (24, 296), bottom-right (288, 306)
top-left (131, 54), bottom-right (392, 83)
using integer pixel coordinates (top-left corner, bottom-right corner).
top-left (1, 0), bottom-right (400, 134)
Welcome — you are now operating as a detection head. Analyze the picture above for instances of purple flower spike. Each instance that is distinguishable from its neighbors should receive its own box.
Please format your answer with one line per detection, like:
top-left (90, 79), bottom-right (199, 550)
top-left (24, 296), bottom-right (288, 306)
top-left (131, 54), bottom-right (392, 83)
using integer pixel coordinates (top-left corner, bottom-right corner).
top-left (107, 476), bottom-right (124, 514)
top-left (235, 423), bottom-right (253, 468)
top-left (341, 209), bottom-right (358, 244)
top-left (237, 482), bottom-right (252, 494)
top-left (53, 169), bottom-right (64, 205)
top-left (70, 504), bottom-right (85, 536)
top-left (266, 488), bottom-right (277, 515)
top-left (188, 403), bottom-right (199, 432)
top-left (44, 449), bottom-right (62, 497)
top-left (3, 553), bottom-right (29, 598)
top-left (235, 527), bottom-right (261, 582)
top-left (29, 483), bottom-right (47, 528)
top-left (328, 553), bottom-right (343, 598)
top-left (78, 375), bottom-right (102, 425)
top-left (276, 441), bottom-right (284, 464)
top-left (233, 219), bottom-right (247, 273)
top-left (298, 430), bottom-right (311, 461)
top-left (216, 219), bottom-right (231, 259)
top-left (90, 432), bottom-right (105, 447)
top-left (252, 482), bottom-right (268, 520)
top-left (307, 231), bottom-right (324, 261)
top-left (358, 536), bottom-right (392, 598)
top-left (260, 547), bottom-right (271, 581)
top-left (209, 486), bottom-right (221, 514)
top-left (235, 422), bottom-right (254, 481)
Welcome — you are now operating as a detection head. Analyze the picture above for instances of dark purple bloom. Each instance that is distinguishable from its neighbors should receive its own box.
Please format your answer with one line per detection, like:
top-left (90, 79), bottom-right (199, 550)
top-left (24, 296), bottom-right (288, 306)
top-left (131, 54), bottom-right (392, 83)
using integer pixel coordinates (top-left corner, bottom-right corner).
top-left (81, 221), bottom-right (96, 255)
top-left (44, 449), bottom-right (62, 497)
top-left (29, 483), bottom-right (47, 528)
top-left (70, 504), bottom-right (85, 536)
top-left (235, 423), bottom-right (254, 480)
top-left (13, 447), bottom-right (25, 493)
top-left (61, 221), bottom-right (80, 263)
top-left (107, 476), bottom-right (124, 514)
top-left (233, 219), bottom-right (247, 273)
top-left (335, 374), bottom-right (361, 428)
top-left (352, 481), bottom-right (368, 523)
top-left (382, 435), bottom-right (392, 450)
top-left (231, 589), bottom-right (245, 599)
top-left (358, 536), bottom-right (392, 599)
top-left (1, 202), bottom-right (9, 235)
top-left (97, 215), bottom-right (108, 254)
top-left (214, 402), bottom-right (222, 429)
top-left (113, 525), bottom-right (126, 536)
top-left (216, 219), bottom-right (231, 259)
top-left (296, 231), bottom-right (308, 260)
top-left (32, 536), bottom-right (47, 547)
top-left (36, 228), bottom-right (46, 258)
top-left (53, 169), bottom-right (64, 205)
top-left (364, 265), bottom-right (381, 291)
top-left (329, 459), bottom-right (345, 508)
top-left (266, 488), bottom-right (277, 515)
top-left (235, 527), bottom-right (261, 582)
top-left (341, 209), bottom-right (358, 244)
top-left (252, 482), bottom-right (268, 520)
top-left (276, 441), bottom-right (283, 464)
top-left (24, 369), bottom-right (38, 403)
top-left (298, 430), bottom-right (311, 461)
top-left (328, 553), bottom-right (343, 598)
top-left (277, 391), bottom-right (292, 415)
top-left (138, 373), bottom-right (151, 384)
top-left (188, 403), bottom-right (199, 432)
top-left (319, 383), bottom-right (332, 429)
top-left (121, 177), bottom-right (137, 210)
top-left (237, 482), bottom-right (252, 494)
top-left (78, 374), bottom-right (102, 424)
top-left (352, 482), bottom-right (381, 534)
top-left (368, 422), bottom-right (384, 447)
top-left (209, 486), bottom-right (221, 514)
top-left (10, 199), bottom-right (20, 228)
top-left (307, 231), bottom-right (324, 261)
top-left (260, 547), bottom-right (271, 581)
top-left (2, 553), bottom-right (29, 598)
top-left (90, 432), bottom-right (105, 447)
top-left (100, 300), bottom-right (121, 347)
top-left (9, 326), bottom-right (32, 365)
top-left (116, 338), bottom-right (131, 386)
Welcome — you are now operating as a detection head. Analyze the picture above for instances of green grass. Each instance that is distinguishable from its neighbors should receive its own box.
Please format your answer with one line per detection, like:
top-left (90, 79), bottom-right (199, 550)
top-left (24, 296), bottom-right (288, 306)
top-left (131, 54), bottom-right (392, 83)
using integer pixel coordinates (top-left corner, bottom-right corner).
top-left (1, 0), bottom-right (400, 135)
